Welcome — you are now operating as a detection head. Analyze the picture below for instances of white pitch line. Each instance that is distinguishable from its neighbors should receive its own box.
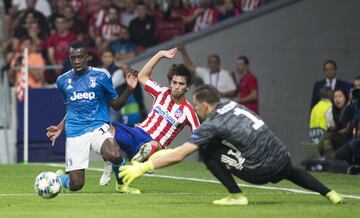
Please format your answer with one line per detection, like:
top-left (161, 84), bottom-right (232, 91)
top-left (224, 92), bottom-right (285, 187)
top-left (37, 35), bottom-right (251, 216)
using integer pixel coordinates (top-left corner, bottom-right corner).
top-left (0, 192), bottom-right (226, 197)
top-left (43, 163), bottom-right (360, 200)
top-left (1, 192), bottom-right (304, 197)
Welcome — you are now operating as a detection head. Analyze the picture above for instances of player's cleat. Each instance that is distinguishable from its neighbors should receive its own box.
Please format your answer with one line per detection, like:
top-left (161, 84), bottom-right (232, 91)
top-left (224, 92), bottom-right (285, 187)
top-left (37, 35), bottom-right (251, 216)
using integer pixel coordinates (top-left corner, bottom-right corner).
top-left (115, 183), bottom-right (141, 194)
top-left (213, 193), bottom-right (248, 206)
top-left (99, 162), bottom-right (113, 186)
top-left (55, 169), bottom-right (68, 191)
top-left (131, 143), bottom-right (154, 163)
top-left (326, 190), bottom-right (344, 204)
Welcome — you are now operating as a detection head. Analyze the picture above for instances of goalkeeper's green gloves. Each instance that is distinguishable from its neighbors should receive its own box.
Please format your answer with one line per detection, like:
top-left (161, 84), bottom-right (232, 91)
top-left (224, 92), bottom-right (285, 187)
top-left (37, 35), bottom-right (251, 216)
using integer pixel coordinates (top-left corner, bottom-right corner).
top-left (119, 161), bottom-right (154, 186)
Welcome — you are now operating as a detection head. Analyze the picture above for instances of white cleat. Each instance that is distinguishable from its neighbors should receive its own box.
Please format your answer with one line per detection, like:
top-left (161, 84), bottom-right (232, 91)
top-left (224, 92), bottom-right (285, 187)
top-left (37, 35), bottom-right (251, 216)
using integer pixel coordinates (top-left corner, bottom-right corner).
top-left (99, 162), bottom-right (113, 186)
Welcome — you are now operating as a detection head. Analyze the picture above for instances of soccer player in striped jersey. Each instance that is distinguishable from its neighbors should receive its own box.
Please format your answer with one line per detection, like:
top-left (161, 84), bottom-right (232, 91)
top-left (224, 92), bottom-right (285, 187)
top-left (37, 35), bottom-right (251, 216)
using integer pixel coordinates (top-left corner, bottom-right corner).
top-left (100, 47), bottom-right (200, 193)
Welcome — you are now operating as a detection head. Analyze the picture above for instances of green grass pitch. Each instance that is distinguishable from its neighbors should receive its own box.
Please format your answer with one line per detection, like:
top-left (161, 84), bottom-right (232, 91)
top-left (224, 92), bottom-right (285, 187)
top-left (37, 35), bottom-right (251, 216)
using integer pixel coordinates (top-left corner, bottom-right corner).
top-left (0, 162), bottom-right (359, 218)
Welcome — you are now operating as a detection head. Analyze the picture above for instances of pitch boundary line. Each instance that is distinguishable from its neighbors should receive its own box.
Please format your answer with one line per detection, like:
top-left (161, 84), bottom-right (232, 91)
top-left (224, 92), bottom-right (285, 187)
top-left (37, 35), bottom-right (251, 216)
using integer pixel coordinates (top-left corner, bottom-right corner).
top-left (41, 163), bottom-right (360, 200)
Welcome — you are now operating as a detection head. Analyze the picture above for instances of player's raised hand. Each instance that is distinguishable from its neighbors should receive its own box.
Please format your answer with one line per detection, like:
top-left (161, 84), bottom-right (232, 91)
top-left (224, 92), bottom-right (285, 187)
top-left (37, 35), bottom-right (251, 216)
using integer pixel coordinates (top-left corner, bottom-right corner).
top-left (46, 125), bottom-right (62, 146)
top-left (161, 47), bottom-right (177, 59)
top-left (119, 161), bottom-right (154, 186)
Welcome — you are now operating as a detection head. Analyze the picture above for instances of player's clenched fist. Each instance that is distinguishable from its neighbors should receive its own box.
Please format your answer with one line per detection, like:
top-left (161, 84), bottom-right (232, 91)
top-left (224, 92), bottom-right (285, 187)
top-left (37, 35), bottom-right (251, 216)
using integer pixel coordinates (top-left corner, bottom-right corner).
top-left (119, 161), bottom-right (154, 186)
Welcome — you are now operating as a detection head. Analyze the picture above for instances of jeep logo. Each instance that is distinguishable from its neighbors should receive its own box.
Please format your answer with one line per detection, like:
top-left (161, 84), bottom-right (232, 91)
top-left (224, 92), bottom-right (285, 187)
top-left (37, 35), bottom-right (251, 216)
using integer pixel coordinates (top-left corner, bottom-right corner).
top-left (70, 92), bottom-right (95, 101)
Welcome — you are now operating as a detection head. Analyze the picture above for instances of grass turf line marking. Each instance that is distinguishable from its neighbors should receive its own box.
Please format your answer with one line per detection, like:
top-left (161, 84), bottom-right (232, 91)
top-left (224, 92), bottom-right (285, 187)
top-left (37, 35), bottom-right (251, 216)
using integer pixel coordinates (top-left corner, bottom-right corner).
top-left (43, 163), bottom-right (360, 200)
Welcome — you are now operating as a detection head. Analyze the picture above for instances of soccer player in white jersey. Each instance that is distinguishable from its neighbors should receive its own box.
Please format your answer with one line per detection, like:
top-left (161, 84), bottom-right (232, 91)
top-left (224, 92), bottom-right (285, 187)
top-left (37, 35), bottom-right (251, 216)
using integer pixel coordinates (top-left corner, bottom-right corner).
top-left (100, 47), bottom-right (200, 193)
top-left (46, 41), bottom-right (138, 192)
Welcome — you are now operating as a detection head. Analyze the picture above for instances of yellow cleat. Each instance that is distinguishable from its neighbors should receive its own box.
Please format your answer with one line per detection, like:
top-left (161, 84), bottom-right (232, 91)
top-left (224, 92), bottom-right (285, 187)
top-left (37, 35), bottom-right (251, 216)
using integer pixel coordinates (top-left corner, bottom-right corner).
top-left (213, 194), bottom-right (248, 206)
top-left (115, 183), bottom-right (141, 194)
top-left (326, 190), bottom-right (344, 204)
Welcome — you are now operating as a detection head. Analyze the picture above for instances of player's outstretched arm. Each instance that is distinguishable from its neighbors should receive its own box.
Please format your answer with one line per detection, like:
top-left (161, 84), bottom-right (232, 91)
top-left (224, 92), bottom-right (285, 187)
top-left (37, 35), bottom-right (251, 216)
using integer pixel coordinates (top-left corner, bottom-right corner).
top-left (138, 47), bottom-right (177, 85)
top-left (119, 142), bottom-right (198, 185)
top-left (177, 43), bottom-right (197, 73)
top-left (46, 115), bottom-right (66, 146)
top-left (110, 70), bottom-right (138, 111)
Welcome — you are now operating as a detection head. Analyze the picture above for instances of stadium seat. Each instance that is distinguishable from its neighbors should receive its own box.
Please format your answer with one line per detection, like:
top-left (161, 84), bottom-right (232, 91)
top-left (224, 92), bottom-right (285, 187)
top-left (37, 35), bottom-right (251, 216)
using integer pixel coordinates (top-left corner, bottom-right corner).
top-left (156, 19), bottom-right (184, 43)
top-left (149, 9), bottom-right (164, 20)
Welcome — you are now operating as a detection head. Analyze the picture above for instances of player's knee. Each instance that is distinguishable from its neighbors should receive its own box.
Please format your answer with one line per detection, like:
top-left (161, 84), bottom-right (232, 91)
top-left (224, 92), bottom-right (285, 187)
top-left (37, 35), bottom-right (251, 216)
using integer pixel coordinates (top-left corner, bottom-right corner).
top-left (110, 151), bottom-right (123, 163)
top-left (104, 149), bottom-right (123, 164)
top-left (69, 178), bottom-right (84, 191)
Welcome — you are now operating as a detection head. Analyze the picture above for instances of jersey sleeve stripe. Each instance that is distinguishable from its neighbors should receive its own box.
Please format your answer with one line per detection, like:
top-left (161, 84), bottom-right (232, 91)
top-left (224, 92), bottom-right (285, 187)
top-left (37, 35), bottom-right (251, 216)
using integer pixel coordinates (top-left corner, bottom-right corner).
top-left (92, 67), bottom-right (112, 78)
top-left (184, 101), bottom-right (200, 131)
top-left (144, 79), bottom-right (162, 97)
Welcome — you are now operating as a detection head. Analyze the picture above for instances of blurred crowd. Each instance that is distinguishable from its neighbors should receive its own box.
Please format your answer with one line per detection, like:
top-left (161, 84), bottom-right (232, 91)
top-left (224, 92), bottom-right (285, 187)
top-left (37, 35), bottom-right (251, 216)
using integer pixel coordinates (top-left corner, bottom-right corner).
top-left (308, 60), bottom-right (360, 171)
top-left (2, 0), bottom-right (270, 87)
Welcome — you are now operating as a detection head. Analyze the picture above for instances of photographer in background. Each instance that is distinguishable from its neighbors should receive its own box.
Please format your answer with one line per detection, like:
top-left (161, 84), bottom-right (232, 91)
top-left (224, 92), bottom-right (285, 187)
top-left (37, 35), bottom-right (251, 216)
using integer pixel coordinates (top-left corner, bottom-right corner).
top-left (335, 76), bottom-right (360, 170)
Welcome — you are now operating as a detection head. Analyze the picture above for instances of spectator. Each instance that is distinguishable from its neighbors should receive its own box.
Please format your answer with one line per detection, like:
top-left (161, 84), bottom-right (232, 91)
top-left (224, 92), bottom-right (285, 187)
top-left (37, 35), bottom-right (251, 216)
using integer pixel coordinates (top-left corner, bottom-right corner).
top-left (236, 0), bottom-right (261, 12)
top-left (121, 0), bottom-right (138, 27)
top-left (178, 43), bottom-right (237, 101)
top-left (69, 0), bottom-right (87, 20)
top-left (112, 65), bottom-right (147, 126)
top-left (232, 56), bottom-right (259, 114)
top-left (183, 0), bottom-right (216, 32)
top-left (96, 6), bottom-right (122, 49)
top-left (109, 26), bottom-right (137, 62)
top-left (11, 0), bottom-right (52, 17)
top-left (10, 20), bottom-right (47, 64)
top-left (49, 0), bottom-right (68, 31)
top-left (310, 60), bottom-right (352, 110)
top-left (88, 0), bottom-right (112, 41)
top-left (129, 1), bottom-right (157, 48)
top-left (9, 38), bottom-right (45, 88)
top-left (100, 47), bottom-right (118, 75)
top-left (216, 0), bottom-right (240, 22)
top-left (318, 89), bottom-right (352, 159)
top-left (12, 9), bottom-right (49, 42)
top-left (309, 86), bottom-right (334, 144)
top-left (47, 15), bottom-right (77, 66)
top-left (63, 5), bottom-right (87, 41)
top-left (335, 77), bottom-right (360, 166)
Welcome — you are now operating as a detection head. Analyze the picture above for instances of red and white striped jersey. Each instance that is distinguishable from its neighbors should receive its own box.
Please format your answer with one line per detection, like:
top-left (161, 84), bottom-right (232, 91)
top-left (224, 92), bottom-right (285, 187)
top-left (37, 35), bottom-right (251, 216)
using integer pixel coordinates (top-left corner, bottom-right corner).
top-left (98, 23), bottom-right (121, 41)
top-left (237, 0), bottom-right (261, 12)
top-left (139, 79), bottom-right (200, 147)
top-left (193, 8), bottom-right (216, 32)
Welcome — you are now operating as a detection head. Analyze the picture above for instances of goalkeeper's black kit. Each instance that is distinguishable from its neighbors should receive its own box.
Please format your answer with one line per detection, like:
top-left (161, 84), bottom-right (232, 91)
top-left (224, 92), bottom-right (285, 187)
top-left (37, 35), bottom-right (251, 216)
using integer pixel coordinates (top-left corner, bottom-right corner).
top-left (189, 101), bottom-right (330, 195)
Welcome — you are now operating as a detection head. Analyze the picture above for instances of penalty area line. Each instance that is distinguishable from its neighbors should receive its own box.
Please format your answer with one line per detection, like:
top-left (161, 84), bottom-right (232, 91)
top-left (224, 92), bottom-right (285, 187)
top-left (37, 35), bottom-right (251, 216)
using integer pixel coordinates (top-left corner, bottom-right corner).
top-left (41, 163), bottom-right (360, 200)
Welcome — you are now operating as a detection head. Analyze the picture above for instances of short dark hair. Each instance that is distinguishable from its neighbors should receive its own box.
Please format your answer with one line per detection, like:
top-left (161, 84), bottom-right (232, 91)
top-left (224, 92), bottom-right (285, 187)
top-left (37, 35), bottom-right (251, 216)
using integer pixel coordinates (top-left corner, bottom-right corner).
top-left (319, 86), bottom-right (333, 99)
top-left (193, 85), bottom-right (220, 105)
top-left (238, 56), bottom-right (249, 65)
top-left (167, 64), bottom-right (193, 86)
top-left (323, 60), bottom-right (337, 70)
top-left (355, 76), bottom-right (360, 81)
top-left (333, 88), bottom-right (349, 103)
top-left (101, 47), bottom-right (115, 56)
top-left (208, 54), bottom-right (220, 63)
top-left (69, 40), bottom-right (85, 52)
top-left (136, 0), bottom-right (146, 6)
top-left (55, 15), bottom-right (66, 21)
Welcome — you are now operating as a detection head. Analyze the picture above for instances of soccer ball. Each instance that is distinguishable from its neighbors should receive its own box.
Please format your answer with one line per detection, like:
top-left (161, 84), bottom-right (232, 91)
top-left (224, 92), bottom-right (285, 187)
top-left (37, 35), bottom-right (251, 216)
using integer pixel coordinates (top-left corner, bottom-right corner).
top-left (34, 172), bottom-right (61, 199)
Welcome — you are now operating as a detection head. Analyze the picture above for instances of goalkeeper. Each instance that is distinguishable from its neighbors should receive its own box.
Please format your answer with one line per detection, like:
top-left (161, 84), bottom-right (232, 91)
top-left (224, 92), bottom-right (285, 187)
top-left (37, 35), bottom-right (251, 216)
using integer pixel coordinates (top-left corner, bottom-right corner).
top-left (119, 85), bottom-right (344, 205)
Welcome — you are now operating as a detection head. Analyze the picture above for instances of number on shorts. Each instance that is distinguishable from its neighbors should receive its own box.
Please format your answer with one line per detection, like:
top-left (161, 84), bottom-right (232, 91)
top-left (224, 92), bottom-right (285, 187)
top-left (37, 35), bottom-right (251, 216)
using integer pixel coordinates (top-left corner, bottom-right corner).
top-left (233, 108), bottom-right (264, 130)
top-left (99, 128), bottom-right (106, 135)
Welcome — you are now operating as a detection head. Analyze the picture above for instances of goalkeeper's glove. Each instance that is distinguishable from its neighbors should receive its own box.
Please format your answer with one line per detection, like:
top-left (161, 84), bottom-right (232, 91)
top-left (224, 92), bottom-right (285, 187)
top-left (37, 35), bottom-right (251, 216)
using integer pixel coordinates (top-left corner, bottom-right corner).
top-left (119, 161), bottom-right (154, 186)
